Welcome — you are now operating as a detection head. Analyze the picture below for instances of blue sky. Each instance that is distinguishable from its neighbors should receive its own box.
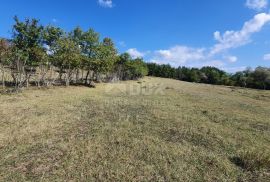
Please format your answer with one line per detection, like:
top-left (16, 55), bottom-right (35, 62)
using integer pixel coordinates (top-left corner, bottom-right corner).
top-left (1, 0), bottom-right (270, 72)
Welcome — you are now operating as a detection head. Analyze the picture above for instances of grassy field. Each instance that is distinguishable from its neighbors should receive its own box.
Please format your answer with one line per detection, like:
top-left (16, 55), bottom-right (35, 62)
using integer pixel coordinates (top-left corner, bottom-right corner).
top-left (0, 77), bottom-right (270, 181)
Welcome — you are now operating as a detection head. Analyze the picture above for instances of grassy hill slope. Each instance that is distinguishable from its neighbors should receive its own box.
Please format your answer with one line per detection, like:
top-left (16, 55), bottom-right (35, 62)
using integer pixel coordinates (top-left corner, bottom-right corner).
top-left (0, 77), bottom-right (270, 181)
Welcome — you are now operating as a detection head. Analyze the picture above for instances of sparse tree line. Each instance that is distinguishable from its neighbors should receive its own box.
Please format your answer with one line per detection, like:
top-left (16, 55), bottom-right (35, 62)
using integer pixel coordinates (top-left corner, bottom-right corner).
top-left (0, 17), bottom-right (148, 91)
top-left (147, 63), bottom-right (270, 90)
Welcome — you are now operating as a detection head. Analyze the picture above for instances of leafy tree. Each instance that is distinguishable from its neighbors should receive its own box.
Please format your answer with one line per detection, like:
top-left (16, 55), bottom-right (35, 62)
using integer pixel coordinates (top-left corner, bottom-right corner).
top-left (81, 28), bottom-right (100, 84)
top-left (12, 16), bottom-right (45, 87)
top-left (53, 36), bottom-right (82, 86)
top-left (176, 66), bottom-right (190, 81)
top-left (123, 57), bottom-right (148, 80)
top-left (231, 71), bottom-right (248, 87)
top-left (43, 25), bottom-right (64, 52)
top-left (115, 53), bottom-right (132, 80)
top-left (251, 67), bottom-right (270, 90)
top-left (70, 27), bottom-right (85, 83)
top-left (188, 68), bottom-right (201, 82)
top-left (200, 66), bottom-right (227, 85)
top-left (41, 25), bottom-right (64, 86)
top-left (0, 38), bottom-right (11, 88)
top-left (93, 38), bottom-right (117, 81)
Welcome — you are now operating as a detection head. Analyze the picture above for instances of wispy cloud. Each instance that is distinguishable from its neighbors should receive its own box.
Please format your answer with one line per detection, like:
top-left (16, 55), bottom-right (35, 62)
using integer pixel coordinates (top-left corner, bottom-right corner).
top-left (263, 53), bottom-right (270, 60)
top-left (127, 48), bottom-right (146, 59)
top-left (222, 66), bottom-right (247, 73)
top-left (149, 46), bottom-right (206, 67)
top-left (225, 56), bottom-right (238, 63)
top-left (52, 18), bottom-right (58, 23)
top-left (127, 13), bottom-right (270, 71)
top-left (210, 13), bottom-right (270, 55)
top-left (246, 0), bottom-right (268, 11)
top-left (187, 60), bottom-right (226, 69)
top-left (98, 0), bottom-right (113, 8)
top-left (118, 41), bottom-right (126, 47)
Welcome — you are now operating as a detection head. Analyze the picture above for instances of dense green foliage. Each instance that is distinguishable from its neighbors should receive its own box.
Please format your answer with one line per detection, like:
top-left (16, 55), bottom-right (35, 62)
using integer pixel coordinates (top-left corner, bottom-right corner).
top-left (0, 17), bottom-right (148, 90)
top-left (147, 63), bottom-right (270, 90)
top-left (115, 53), bottom-right (148, 80)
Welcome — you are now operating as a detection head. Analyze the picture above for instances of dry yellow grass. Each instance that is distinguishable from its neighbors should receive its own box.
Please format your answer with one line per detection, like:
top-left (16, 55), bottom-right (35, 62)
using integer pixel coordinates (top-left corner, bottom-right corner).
top-left (0, 77), bottom-right (270, 181)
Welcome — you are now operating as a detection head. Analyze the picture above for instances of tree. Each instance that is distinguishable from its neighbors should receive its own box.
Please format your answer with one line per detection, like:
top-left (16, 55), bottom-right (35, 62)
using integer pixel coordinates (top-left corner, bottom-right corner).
top-left (100, 37), bottom-right (117, 73)
top-left (81, 28), bottom-right (100, 84)
top-left (200, 66), bottom-right (227, 85)
top-left (251, 67), bottom-right (270, 90)
top-left (93, 38), bottom-right (117, 81)
top-left (0, 38), bottom-right (11, 88)
top-left (231, 71), bottom-right (248, 87)
top-left (115, 53), bottom-right (132, 80)
top-left (188, 68), bottom-right (201, 83)
top-left (43, 25), bottom-right (63, 52)
top-left (53, 36), bottom-right (82, 86)
top-left (42, 25), bottom-right (64, 86)
top-left (70, 27), bottom-right (84, 83)
top-left (122, 57), bottom-right (148, 80)
top-left (12, 16), bottom-right (45, 87)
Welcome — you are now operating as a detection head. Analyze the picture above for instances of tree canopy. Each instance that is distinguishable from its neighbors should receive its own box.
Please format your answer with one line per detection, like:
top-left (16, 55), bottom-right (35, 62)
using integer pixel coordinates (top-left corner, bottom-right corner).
top-left (0, 16), bottom-right (148, 90)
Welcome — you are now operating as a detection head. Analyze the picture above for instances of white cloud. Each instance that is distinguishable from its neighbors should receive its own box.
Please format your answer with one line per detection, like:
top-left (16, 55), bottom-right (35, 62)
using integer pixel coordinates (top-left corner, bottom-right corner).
top-left (126, 13), bottom-right (269, 71)
top-left (98, 0), bottom-right (113, 8)
top-left (246, 0), bottom-right (268, 11)
top-left (127, 48), bottom-right (146, 59)
top-left (211, 13), bottom-right (270, 55)
top-left (263, 53), bottom-right (270, 60)
top-left (119, 41), bottom-right (126, 47)
top-left (150, 46), bottom-right (206, 67)
top-left (226, 56), bottom-right (238, 63)
top-left (222, 66), bottom-right (247, 73)
top-left (148, 13), bottom-right (270, 68)
top-left (187, 60), bottom-right (225, 68)
top-left (52, 18), bottom-right (58, 23)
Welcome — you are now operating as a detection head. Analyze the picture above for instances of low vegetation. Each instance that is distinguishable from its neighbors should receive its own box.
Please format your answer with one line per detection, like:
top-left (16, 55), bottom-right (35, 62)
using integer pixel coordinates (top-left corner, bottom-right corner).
top-left (0, 77), bottom-right (269, 181)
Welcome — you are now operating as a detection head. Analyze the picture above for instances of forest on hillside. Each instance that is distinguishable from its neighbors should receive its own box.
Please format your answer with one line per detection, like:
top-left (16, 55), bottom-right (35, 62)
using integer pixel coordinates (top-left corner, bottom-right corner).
top-left (147, 63), bottom-right (270, 90)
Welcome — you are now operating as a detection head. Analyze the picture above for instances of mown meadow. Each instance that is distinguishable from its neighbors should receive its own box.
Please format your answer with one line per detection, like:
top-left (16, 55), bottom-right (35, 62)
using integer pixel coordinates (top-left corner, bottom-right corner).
top-left (0, 77), bottom-right (269, 181)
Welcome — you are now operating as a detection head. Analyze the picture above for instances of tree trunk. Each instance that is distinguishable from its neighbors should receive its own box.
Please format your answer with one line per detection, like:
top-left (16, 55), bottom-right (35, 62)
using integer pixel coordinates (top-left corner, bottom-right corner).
top-left (66, 67), bottom-right (72, 87)
top-left (38, 68), bottom-right (41, 88)
top-left (59, 71), bottom-right (63, 82)
top-left (75, 69), bottom-right (79, 84)
top-left (81, 70), bottom-right (84, 82)
top-left (1, 67), bottom-right (5, 89)
top-left (26, 74), bottom-right (29, 88)
top-left (65, 77), bottom-right (70, 86)
top-left (85, 70), bottom-right (90, 85)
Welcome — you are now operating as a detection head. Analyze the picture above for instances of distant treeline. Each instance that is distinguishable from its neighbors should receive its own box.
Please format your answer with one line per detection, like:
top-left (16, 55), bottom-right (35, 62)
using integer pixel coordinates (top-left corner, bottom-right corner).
top-left (147, 63), bottom-right (270, 90)
top-left (0, 17), bottom-right (148, 91)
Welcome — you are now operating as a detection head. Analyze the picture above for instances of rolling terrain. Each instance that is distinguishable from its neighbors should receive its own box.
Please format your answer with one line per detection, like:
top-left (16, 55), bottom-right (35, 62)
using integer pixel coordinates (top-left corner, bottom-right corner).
top-left (0, 77), bottom-right (270, 181)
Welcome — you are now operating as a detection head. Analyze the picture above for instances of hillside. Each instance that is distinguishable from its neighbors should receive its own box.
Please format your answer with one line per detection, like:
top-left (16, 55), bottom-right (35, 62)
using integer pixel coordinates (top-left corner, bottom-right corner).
top-left (0, 77), bottom-right (270, 181)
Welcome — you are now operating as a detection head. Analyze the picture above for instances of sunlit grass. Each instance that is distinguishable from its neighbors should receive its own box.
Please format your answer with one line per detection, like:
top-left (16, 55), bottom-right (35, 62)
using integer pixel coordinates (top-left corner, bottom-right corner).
top-left (0, 77), bottom-right (270, 181)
